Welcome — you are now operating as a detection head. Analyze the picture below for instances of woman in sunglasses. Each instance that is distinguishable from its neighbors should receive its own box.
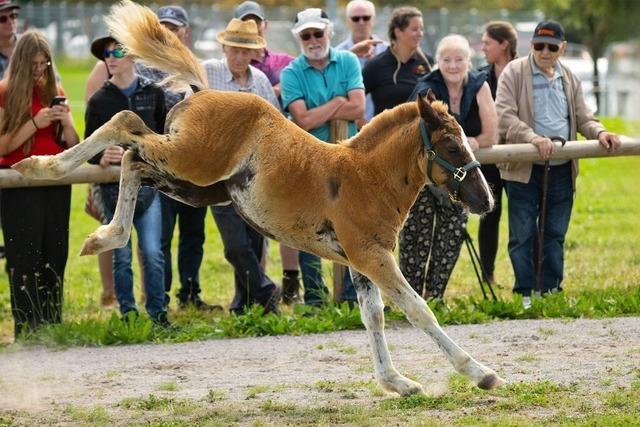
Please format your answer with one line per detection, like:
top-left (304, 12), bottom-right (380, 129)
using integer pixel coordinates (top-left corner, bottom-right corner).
top-left (0, 30), bottom-right (79, 338)
top-left (85, 35), bottom-right (170, 327)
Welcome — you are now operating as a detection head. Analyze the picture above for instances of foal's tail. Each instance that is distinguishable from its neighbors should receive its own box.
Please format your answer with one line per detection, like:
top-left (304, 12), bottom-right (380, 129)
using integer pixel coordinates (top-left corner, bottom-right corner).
top-left (104, 0), bottom-right (208, 92)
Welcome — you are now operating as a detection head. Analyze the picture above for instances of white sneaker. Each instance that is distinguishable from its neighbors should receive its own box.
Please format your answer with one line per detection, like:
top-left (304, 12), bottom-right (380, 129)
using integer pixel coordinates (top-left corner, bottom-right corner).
top-left (522, 296), bottom-right (532, 310)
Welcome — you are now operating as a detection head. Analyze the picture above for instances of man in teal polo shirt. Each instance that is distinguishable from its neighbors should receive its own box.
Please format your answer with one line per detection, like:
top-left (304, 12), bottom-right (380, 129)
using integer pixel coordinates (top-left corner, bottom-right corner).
top-left (281, 8), bottom-right (365, 307)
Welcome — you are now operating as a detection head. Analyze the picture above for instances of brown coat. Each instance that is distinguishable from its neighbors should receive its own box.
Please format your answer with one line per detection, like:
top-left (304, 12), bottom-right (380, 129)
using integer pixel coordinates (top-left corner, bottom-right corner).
top-left (495, 54), bottom-right (605, 187)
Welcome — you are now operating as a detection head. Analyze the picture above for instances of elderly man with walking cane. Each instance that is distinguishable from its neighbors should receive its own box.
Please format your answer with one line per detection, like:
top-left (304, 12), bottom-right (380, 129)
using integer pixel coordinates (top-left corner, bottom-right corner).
top-left (495, 20), bottom-right (620, 309)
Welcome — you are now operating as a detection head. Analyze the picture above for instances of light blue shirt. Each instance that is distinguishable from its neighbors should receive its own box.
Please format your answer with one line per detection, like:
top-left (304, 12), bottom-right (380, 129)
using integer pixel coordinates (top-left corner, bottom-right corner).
top-left (336, 35), bottom-right (388, 122)
top-left (280, 48), bottom-right (364, 142)
top-left (532, 59), bottom-right (570, 165)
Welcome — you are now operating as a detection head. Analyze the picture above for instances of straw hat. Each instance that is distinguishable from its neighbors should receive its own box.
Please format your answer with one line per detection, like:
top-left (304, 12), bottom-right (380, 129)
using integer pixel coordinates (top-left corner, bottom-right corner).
top-left (216, 18), bottom-right (265, 49)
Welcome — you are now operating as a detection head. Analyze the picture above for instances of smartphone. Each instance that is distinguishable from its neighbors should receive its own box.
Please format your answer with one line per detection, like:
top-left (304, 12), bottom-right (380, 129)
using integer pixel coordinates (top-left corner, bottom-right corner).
top-left (50, 96), bottom-right (67, 107)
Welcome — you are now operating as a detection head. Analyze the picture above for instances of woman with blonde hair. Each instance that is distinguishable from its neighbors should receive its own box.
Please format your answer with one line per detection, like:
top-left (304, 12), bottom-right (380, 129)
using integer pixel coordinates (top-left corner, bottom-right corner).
top-left (362, 6), bottom-right (432, 115)
top-left (403, 34), bottom-right (497, 300)
top-left (0, 30), bottom-right (79, 337)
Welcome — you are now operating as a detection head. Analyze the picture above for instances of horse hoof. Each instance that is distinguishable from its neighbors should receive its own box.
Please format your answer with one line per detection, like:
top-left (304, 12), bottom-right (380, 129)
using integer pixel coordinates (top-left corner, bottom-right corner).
top-left (381, 375), bottom-right (424, 396)
top-left (80, 235), bottom-right (104, 256)
top-left (477, 373), bottom-right (505, 390)
top-left (80, 225), bottom-right (125, 256)
top-left (12, 156), bottom-right (64, 179)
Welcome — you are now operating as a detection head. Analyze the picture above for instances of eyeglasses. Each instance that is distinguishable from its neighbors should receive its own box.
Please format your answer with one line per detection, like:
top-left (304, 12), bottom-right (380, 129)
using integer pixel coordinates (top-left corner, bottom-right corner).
top-left (0, 12), bottom-right (18, 24)
top-left (299, 30), bottom-right (324, 41)
top-left (350, 15), bottom-right (372, 23)
top-left (533, 42), bottom-right (560, 53)
top-left (32, 60), bottom-right (51, 69)
top-left (103, 47), bottom-right (126, 59)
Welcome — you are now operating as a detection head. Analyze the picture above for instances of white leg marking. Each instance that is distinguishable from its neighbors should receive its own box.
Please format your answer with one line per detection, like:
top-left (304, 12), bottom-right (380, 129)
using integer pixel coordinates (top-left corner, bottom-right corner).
top-left (363, 253), bottom-right (505, 390)
top-left (80, 150), bottom-right (140, 256)
top-left (351, 269), bottom-right (424, 396)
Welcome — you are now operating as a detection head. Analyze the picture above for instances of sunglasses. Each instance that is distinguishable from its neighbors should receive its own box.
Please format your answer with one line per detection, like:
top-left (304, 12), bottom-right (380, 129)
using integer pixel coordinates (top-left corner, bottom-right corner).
top-left (300, 30), bottom-right (325, 41)
top-left (0, 12), bottom-right (18, 24)
top-left (103, 47), bottom-right (126, 59)
top-left (350, 15), bottom-right (372, 23)
top-left (533, 42), bottom-right (560, 53)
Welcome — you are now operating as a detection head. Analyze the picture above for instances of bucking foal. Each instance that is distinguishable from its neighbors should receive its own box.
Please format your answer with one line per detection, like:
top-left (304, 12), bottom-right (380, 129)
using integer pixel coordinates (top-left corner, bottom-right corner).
top-left (14, 0), bottom-right (504, 396)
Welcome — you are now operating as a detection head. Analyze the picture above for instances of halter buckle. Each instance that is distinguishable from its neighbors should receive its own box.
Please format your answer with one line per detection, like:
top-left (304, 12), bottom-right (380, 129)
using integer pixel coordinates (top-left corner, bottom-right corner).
top-left (453, 167), bottom-right (467, 182)
top-left (426, 150), bottom-right (437, 160)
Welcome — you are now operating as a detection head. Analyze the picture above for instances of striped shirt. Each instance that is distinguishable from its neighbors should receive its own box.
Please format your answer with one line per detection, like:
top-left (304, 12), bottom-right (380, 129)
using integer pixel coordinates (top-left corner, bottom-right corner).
top-left (202, 58), bottom-right (280, 112)
top-left (531, 60), bottom-right (569, 165)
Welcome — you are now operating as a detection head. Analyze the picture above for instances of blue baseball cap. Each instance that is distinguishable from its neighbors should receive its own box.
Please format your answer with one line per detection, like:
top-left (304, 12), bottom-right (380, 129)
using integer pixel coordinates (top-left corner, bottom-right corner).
top-left (157, 5), bottom-right (189, 27)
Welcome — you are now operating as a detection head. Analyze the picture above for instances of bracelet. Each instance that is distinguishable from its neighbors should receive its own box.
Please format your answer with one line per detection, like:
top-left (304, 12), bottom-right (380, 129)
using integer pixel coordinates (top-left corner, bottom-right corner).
top-left (31, 117), bottom-right (40, 130)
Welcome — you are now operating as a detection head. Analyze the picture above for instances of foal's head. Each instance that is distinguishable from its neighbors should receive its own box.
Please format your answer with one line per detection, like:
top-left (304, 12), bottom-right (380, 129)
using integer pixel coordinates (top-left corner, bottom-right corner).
top-left (417, 90), bottom-right (494, 214)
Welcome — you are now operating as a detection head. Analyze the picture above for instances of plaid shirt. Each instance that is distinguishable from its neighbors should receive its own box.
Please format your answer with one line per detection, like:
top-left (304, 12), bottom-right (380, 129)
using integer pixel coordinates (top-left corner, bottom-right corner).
top-left (135, 63), bottom-right (188, 111)
top-left (202, 58), bottom-right (280, 112)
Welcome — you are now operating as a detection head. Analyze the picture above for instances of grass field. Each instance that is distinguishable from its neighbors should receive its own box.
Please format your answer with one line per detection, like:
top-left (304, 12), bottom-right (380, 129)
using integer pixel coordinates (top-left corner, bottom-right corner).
top-left (0, 61), bottom-right (638, 345)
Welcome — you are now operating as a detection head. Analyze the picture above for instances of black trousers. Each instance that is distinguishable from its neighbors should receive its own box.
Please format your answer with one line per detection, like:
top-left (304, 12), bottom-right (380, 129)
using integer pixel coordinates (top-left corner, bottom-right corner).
top-left (1, 185), bottom-right (71, 337)
top-left (211, 204), bottom-right (276, 313)
top-left (478, 164), bottom-right (504, 280)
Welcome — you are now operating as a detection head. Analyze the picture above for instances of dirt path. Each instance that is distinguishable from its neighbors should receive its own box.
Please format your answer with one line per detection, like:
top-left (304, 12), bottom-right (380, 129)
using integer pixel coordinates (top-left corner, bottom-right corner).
top-left (1, 317), bottom-right (639, 420)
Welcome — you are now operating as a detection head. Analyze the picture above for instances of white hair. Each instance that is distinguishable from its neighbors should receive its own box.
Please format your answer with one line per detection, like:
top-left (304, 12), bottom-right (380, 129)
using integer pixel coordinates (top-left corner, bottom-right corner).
top-left (345, 0), bottom-right (376, 17)
top-left (435, 34), bottom-right (472, 62)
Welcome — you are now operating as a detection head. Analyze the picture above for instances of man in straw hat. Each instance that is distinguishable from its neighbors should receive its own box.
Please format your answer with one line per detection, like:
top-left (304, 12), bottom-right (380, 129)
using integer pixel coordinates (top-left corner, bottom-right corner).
top-left (202, 18), bottom-right (281, 316)
top-left (280, 8), bottom-right (365, 308)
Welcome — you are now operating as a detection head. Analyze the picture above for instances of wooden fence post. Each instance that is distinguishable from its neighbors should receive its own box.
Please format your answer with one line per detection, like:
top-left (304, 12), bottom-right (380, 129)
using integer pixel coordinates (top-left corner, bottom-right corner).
top-left (329, 119), bottom-right (349, 303)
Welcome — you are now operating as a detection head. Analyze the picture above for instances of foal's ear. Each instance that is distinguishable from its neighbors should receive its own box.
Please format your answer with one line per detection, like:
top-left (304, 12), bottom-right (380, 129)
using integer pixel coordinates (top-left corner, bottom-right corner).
top-left (418, 90), bottom-right (443, 131)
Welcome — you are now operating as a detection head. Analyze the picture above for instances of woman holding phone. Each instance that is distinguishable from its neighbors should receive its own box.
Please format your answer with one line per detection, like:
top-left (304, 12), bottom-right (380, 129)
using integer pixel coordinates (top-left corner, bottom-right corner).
top-left (0, 31), bottom-right (79, 338)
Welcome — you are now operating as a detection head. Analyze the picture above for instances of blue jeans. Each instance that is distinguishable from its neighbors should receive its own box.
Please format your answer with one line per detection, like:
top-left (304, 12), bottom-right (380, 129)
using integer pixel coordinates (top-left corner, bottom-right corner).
top-left (211, 204), bottom-right (276, 313)
top-left (103, 192), bottom-right (166, 318)
top-left (299, 251), bottom-right (355, 306)
top-left (160, 194), bottom-right (207, 304)
top-left (504, 163), bottom-right (574, 296)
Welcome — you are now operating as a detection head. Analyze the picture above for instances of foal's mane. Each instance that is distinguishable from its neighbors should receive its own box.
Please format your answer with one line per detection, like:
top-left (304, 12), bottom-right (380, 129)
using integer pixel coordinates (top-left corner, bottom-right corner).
top-left (348, 99), bottom-right (451, 152)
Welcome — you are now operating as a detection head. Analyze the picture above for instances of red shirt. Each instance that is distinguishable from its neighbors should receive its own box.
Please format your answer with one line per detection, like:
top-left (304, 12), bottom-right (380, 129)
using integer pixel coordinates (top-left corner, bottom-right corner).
top-left (0, 84), bottom-right (66, 167)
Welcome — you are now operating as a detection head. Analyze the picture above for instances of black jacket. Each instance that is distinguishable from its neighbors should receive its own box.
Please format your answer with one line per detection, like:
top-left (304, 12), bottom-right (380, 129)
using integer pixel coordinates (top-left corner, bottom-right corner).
top-left (86, 77), bottom-right (166, 164)
top-left (85, 76), bottom-right (166, 214)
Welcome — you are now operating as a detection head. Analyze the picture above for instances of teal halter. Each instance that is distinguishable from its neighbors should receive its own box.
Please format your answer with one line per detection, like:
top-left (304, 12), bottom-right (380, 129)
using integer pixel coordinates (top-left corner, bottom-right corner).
top-left (419, 120), bottom-right (481, 201)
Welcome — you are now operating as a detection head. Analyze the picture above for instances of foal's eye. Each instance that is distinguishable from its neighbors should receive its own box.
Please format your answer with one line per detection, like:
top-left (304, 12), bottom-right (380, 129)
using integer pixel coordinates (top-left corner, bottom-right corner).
top-left (446, 145), bottom-right (461, 154)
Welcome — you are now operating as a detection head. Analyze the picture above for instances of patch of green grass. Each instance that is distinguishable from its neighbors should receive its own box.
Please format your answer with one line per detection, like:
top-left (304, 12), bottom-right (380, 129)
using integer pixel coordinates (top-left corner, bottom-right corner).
top-left (62, 405), bottom-right (111, 425)
top-left (515, 353), bottom-right (541, 363)
top-left (246, 384), bottom-right (271, 399)
top-left (204, 389), bottom-right (226, 403)
top-left (158, 381), bottom-right (180, 392)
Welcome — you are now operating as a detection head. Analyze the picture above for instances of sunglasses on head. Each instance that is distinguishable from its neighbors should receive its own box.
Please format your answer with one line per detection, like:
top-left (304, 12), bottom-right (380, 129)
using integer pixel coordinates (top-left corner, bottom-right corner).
top-left (300, 30), bottom-right (325, 41)
top-left (0, 12), bottom-right (18, 24)
top-left (350, 15), bottom-right (371, 23)
top-left (533, 42), bottom-right (560, 53)
top-left (103, 47), bottom-right (126, 59)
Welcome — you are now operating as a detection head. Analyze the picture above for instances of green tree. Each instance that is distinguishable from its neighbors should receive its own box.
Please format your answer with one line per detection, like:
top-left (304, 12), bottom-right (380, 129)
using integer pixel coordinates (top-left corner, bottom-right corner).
top-left (538, 0), bottom-right (640, 110)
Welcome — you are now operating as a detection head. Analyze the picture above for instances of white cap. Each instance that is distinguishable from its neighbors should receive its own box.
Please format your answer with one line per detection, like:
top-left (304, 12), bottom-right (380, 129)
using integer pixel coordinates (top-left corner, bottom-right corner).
top-left (292, 8), bottom-right (331, 34)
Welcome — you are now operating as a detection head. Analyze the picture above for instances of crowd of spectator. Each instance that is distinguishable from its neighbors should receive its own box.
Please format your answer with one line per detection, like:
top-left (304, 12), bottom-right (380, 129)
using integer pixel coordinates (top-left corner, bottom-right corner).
top-left (0, 0), bottom-right (620, 338)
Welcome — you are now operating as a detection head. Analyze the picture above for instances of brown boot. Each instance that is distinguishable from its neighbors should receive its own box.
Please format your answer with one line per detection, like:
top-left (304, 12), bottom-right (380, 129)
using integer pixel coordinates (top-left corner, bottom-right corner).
top-left (281, 272), bottom-right (301, 304)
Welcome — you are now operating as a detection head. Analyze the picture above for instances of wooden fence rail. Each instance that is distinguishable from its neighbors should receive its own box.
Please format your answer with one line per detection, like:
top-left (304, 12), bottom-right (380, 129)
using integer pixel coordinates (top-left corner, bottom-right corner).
top-left (0, 138), bottom-right (638, 189)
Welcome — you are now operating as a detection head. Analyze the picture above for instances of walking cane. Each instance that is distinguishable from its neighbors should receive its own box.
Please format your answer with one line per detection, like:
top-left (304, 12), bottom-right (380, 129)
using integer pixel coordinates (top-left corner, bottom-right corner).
top-left (535, 136), bottom-right (566, 294)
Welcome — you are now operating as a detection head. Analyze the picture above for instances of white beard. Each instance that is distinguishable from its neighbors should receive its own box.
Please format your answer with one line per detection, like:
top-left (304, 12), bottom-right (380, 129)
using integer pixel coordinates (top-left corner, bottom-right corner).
top-left (300, 42), bottom-right (330, 61)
